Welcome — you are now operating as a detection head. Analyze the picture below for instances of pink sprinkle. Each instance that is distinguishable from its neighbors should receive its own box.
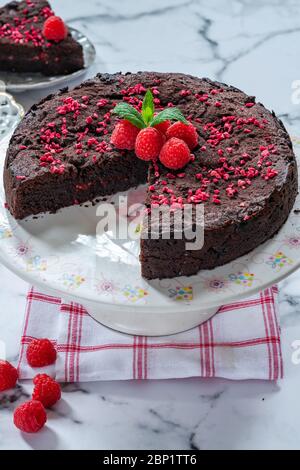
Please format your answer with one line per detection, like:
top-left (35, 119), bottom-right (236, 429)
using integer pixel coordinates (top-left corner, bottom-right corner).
top-left (179, 89), bottom-right (191, 97)
top-left (212, 197), bottom-right (221, 204)
top-left (242, 153), bottom-right (250, 159)
top-left (196, 94), bottom-right (208, 102)
top-left (226, 187), bottom-right (237, 198)
top-left (263, 168), bottom-right (278, 180)
top-left (87, 138), bottom-right (98, 147)
top-left (97, 99), bottom-right (109, 107)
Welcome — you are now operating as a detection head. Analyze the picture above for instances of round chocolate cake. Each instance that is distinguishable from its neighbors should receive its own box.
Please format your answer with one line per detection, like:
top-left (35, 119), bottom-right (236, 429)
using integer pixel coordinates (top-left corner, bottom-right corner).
top-left (4, 72), bottom-right (298, 279)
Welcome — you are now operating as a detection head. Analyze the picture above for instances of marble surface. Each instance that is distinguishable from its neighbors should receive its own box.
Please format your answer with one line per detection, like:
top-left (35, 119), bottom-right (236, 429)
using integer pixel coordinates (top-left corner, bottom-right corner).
top-left (1, 0), bottom-right (300, 450)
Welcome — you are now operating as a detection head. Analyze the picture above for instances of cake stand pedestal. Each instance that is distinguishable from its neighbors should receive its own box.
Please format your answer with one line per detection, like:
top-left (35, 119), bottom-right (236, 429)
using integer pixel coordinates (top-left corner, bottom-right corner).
top-left (79, 298), bottom-right (220, 336)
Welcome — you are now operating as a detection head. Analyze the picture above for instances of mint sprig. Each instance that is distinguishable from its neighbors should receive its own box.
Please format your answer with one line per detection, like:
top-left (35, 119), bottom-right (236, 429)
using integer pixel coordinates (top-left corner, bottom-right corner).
top-left (111, 102), bottom-right (146, 129)
top-left (142, 89), bottom-right (155, 125)
top-left (112, 90), bottom-right (189, 129)
top-left (150, 108), bottom-right (188, 127)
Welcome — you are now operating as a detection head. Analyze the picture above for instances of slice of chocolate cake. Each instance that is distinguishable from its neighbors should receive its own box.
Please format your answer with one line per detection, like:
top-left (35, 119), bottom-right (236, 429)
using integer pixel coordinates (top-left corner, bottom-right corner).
top-left (4, 72), bottom-right (298, 280)
top-left (0, 0), bottom-right (84, 75)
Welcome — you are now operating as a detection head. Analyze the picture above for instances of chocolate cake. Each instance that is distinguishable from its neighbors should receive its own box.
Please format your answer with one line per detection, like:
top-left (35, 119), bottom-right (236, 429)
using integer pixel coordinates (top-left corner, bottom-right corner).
top-left (0, 0), bottom-right (84, 75)
top-left (4, 72), bottom-right (298, 279)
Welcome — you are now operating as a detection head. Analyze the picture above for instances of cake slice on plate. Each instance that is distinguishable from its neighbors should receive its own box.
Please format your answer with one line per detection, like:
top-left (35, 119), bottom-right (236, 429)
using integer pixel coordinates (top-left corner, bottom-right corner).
top-left (0, 0), bottom-right (84, 75)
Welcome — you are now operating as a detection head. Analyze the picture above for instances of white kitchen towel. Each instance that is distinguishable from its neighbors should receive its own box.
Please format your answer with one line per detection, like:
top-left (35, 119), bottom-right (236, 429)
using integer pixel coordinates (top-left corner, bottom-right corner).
top-left (18, 286), bottom-right (283, 382)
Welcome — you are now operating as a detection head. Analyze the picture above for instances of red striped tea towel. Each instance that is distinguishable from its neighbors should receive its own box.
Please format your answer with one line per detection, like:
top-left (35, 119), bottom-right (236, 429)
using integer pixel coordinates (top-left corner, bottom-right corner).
top-left (18, 286), bottom-right (283, 382)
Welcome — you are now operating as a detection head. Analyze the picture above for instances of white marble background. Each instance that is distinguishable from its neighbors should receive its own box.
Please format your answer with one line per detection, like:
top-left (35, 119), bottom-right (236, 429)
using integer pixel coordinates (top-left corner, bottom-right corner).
top-left (1, 0), bottom-right (300, 450)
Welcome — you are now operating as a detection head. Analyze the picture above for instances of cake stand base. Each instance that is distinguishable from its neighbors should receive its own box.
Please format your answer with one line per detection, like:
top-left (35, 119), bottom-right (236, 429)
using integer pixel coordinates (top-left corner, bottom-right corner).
top-left (80, 299), bottom-right (220, 336)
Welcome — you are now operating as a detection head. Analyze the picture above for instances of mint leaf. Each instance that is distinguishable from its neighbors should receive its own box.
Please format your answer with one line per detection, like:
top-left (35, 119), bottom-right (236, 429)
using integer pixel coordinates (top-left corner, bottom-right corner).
top-left (142, 89), bottom-right (154, 125)
top-left (112, 102), bottom-right (146, 129)
top-left (150, 108), bottom-right (189, 127)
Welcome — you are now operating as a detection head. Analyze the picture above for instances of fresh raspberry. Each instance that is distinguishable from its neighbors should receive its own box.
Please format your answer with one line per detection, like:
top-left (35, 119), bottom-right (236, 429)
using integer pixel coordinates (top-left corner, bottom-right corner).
top-left (42, 16), bottom-right (68, 42)
top-left (153, 120), bottom-right (171, 135)
top-left (0, 360), bottom-right (18, 392)
top-left (159, 138), bottom-right (191, 170)
top-left (110, 120), bottom-right (140, 150)
top-left (135, 128), bottom-right (165, 161)
top-left (33, 374), bottom-right (61, 408)
top-left (26, 339), bottom-right (57, 368)
top-left (13, 400), bottom-right (47, 434)
top-left (166, 122), bottom-right (198, 150)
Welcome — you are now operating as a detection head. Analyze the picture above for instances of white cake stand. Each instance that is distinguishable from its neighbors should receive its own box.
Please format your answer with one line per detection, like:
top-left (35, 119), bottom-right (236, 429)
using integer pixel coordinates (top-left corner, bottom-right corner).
top-left (0, 135), bottom-right (300, 335)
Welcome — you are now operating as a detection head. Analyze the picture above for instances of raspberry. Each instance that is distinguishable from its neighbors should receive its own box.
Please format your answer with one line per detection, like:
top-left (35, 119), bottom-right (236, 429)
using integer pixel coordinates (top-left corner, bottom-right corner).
top-left (110, 120), bottom-right (140, 150)
top-left (33, 374), bottom-right (61, 408)
top-left (0, 360), bottom-right (18, 392)
top-left (13, 400), bottom-right (47, 433)
top-left (135, 128), bottom-right (165, 161)
top-left (42, 16), bottom-right (68, 42)
top-left (159, 138), bottom-right (191, 170)
top-left (154, 120), bottom-right (171, 135)
top-left (166, 122), bottom-right (198, 150)
top-left (26, 339), bottom-right (57, 368)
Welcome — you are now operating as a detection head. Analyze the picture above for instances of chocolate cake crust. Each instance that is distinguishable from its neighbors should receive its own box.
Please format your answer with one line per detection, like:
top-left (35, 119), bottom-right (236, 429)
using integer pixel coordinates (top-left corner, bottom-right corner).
top-left (0, 0), bottom-right (84, 75)
top-left (4, 72), bottom-right (298, 279)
